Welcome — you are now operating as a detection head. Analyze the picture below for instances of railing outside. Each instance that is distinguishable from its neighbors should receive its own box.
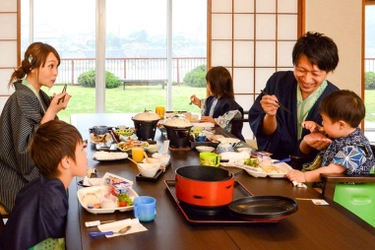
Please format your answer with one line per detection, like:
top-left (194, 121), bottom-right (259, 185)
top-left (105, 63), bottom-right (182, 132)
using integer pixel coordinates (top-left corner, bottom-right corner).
top-left (365, 58), bottom-right (375, 73)
top-left (57, 57), bottom-right (206, 85)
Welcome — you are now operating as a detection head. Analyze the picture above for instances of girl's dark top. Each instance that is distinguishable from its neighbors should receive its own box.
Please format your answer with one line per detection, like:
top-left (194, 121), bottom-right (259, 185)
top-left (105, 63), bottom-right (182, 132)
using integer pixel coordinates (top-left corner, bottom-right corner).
top-left (248, 71), bottom-right (339, 161)
top-left (0, 81), bottom-right (57, 212)
top-left (204, 96), bottom-right (245, 141)
top-left (0, 176), bottom-right (68, 250)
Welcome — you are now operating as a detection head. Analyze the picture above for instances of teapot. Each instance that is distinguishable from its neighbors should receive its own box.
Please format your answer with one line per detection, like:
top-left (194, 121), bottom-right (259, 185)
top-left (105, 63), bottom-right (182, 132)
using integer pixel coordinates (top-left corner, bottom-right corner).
top-left (216, 142), bottom-right (234, 154)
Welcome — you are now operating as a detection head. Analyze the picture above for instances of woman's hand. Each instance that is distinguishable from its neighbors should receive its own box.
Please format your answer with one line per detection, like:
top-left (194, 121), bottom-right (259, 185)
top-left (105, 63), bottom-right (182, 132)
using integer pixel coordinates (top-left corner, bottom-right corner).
top-left (190, 94), bottom-right (201, 108)
top-left (50, 92), bottom-right (71, 112)
top-left (41, 92), bottom-right (72, 124)
top-left (200, 116), bottom-right (216, 124)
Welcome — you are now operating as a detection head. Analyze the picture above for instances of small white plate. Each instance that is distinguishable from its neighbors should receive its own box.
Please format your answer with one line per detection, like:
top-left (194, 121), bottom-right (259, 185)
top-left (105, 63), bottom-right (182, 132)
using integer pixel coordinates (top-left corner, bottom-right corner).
top-left (77, 185), bottom-right (138, 214)
top-left (196, 146), bottom-right (215, 153)
top-left (93, 152), bottom-right (128, 161)
top-left (190, 122), bottom-right (215, 128)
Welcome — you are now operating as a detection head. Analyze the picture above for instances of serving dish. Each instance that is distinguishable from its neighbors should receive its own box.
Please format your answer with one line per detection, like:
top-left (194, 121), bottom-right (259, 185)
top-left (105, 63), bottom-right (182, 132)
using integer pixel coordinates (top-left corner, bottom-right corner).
top-left (221, 161), bottom-right (292, 178)
top-left (93, 151), bottom-right (128, 161)
top-left (116, 140), bottom-right (149, 153)
top-left (77, 185), bottom-right (138, 214)
top-left (89, 133), bottom-right (113, 145)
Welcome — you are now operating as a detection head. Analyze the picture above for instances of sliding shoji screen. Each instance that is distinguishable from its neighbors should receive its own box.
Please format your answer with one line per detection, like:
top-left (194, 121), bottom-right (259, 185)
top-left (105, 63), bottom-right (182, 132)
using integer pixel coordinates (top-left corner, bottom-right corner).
top-left (0, 0), bottom-right (18, 112)
top-left (208, 0), bottom-right (300, 139)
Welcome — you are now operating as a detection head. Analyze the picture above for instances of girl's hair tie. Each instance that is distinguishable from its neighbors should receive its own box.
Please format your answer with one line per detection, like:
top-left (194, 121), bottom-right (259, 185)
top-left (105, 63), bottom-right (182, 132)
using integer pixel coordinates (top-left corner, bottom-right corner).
top-left (27, 54), bottom-right (34, 65)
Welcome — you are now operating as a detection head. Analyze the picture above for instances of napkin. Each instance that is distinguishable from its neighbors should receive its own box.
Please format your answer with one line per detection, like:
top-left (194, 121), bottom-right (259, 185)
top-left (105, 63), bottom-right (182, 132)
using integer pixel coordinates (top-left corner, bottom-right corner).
top-left (292, 181), bottom-right (307, 188)
top-left (97, 218), bottom-right (148, 238)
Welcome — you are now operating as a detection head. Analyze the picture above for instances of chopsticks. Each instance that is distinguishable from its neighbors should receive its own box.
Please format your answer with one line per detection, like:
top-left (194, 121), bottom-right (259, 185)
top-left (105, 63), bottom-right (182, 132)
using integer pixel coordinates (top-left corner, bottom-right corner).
top-left (261, 89), bottom-right (292, 114)
top-left (57, 84), bottom-right (67, 105)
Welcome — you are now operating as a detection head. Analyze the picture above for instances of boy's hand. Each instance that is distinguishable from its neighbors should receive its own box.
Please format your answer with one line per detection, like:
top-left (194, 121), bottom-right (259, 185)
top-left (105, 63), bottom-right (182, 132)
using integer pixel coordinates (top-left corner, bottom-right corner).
top-left (301, 121), bottom-right (323, 133)
top-left (303, 132), bottom-right (332, 151)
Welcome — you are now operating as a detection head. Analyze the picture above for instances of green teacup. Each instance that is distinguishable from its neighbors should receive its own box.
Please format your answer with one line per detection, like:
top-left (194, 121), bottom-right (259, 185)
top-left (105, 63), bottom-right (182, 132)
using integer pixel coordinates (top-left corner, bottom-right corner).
top-left (199, 152), bottom-right (220, 167)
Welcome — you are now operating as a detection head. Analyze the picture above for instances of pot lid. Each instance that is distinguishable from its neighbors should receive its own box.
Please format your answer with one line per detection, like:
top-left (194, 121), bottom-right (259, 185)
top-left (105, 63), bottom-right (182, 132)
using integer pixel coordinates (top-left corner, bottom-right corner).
top-left (133, 111), bottom-right (160, 121)
top-left (164, 117), bottom-right (193, 128)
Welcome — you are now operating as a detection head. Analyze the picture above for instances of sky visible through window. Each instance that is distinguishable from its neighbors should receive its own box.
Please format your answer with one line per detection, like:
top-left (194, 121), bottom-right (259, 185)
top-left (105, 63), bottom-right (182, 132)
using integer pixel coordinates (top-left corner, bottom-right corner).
top-left (21, 0), bottom-right (206, 58)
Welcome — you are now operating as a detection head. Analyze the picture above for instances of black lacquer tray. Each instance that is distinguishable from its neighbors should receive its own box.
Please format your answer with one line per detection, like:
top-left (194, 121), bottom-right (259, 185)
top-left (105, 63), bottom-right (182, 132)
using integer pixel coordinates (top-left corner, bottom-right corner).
top-left (165, 180), bottom-right (296, 224)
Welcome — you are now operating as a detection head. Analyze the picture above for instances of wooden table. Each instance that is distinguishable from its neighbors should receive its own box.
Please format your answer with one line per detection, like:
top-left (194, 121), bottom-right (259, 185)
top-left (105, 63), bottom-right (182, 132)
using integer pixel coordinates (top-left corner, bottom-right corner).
top-left (67, 113), bottom-right (375, 250)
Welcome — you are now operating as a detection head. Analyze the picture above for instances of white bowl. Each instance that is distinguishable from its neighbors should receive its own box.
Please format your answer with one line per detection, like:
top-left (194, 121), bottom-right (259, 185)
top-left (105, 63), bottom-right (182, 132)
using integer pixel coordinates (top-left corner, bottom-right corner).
top-left (196, 146), bottom-right (215, 153)
top-left (143, 158), bottom-right (161, 164)
top-left (137, 163), bottom-right (160, 177)
top-left (145, 144), bottom-right (161, 153)
top-left (237, 147), bottom-right (252, 156)
top-left (217, 137), bottom-right (240, 145)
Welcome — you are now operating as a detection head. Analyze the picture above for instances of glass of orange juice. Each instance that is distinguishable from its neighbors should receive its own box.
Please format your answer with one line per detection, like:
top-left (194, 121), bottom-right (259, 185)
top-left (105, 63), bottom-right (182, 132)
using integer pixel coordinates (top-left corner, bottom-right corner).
top-left (132, 147), bottom-right (145, 162)
top-left (155, 106), bottom-right (165, 119)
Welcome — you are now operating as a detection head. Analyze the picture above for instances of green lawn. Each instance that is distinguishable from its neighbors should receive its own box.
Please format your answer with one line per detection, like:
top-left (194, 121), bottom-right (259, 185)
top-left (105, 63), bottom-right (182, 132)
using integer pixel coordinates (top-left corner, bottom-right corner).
top-left (365, 89), bottom-right (375, 122)
top-left (43, 84), bottom-right (207, 123)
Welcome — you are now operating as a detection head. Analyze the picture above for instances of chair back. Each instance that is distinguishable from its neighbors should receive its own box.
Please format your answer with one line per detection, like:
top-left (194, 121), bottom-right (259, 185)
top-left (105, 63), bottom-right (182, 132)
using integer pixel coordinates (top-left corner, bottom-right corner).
top-left (329, 144), bottom-right (375, 227)
top-left (333, 183), bottom-right (375, 227)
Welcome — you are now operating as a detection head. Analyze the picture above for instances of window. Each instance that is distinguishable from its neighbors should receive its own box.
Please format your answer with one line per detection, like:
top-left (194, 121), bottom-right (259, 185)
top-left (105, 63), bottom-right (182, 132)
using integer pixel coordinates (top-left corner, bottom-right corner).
top-left (365, 1), bottom-right (375, 143)
top-left (21, 0), bottom-right (207, 121)
top-left (208, 0), bottom-right (301, 138)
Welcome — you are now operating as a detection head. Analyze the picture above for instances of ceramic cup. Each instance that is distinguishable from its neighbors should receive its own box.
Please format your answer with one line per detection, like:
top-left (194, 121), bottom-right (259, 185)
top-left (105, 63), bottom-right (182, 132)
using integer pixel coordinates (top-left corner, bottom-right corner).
top-left (199, 152), bottom-right (220, 167)
top-left (196, 135), bottom-right (206, 142)
top-left (133, 196), bottom-right (157, 222)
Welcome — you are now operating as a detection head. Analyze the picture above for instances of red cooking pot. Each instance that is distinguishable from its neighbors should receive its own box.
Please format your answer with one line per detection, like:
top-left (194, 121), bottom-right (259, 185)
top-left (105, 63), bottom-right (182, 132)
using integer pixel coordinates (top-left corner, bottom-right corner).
top-left (175, 165), bottom-right (234, 207)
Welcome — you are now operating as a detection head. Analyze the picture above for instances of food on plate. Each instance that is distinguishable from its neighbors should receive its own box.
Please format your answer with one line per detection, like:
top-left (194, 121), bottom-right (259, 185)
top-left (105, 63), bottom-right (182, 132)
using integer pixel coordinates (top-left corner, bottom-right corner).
top-left (117, 139), bottom-right (149, 151)
top-left (90, 133), bottom-right (112, 144)
top-left (114, 127), bottom-right (135, 137)
top-left (262, 165), bottom-right (288, 173)
top-left (145, 144), bottom-right (161, 153)
top-left (243, 158), bottom-right (259, 167)
top-left (118, 193), bottom-right (134, 207)
top-left (207, 134), bottom-right (224, 143)
top-left (81, 180), bottom-right (134, 209)
top-left (81, 189), bottom-right (107, 208)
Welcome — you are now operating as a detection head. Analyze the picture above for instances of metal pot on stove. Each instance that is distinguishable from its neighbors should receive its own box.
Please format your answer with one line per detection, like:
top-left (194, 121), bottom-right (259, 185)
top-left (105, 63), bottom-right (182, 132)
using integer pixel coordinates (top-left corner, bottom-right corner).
top-left (132, 110), bottom-right (160, 140)
top-left (163, 117), bottom-right (193, 148)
